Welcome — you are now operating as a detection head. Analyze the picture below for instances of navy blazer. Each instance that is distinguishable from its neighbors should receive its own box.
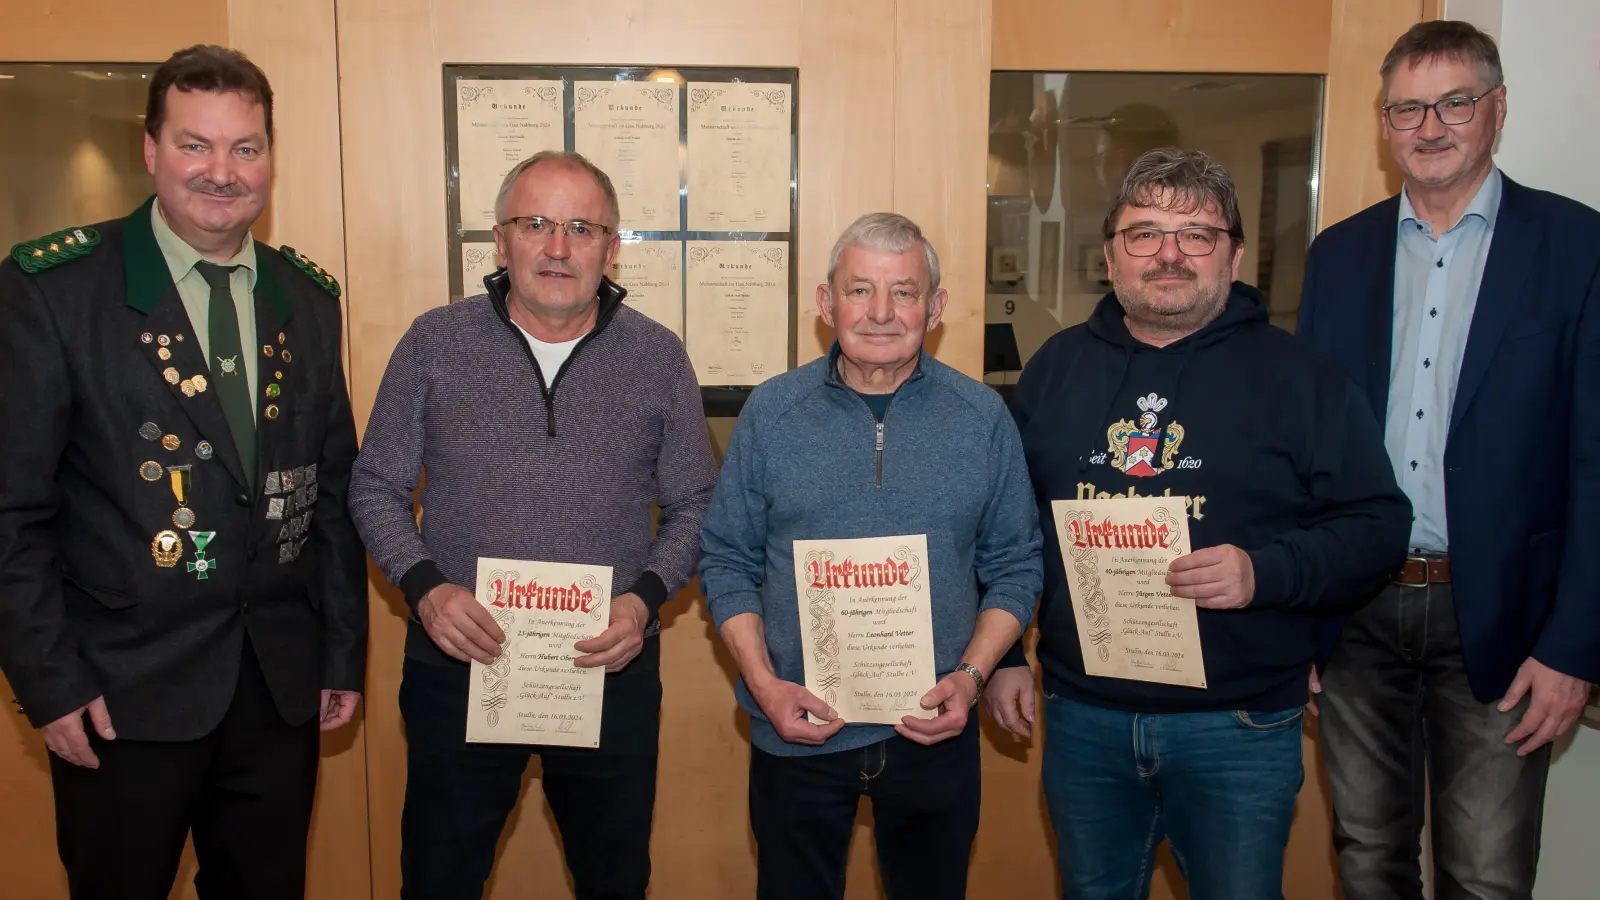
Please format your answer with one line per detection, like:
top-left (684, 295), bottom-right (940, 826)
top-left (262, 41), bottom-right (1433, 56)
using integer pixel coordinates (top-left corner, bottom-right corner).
top-left (1297, 173), bottom-right (1600, 701)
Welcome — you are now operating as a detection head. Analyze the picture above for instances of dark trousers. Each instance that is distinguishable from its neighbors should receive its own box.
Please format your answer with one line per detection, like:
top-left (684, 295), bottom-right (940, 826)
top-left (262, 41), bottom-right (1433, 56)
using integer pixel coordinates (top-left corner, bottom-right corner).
top-left (748, 721), bottom-right (981, 900)
top-left (398, 653), bottom-right (661, 900)
top-left (1320, 583), bottom-right (1552, 900)
top-left (49, 640), bottom-right (320, 900)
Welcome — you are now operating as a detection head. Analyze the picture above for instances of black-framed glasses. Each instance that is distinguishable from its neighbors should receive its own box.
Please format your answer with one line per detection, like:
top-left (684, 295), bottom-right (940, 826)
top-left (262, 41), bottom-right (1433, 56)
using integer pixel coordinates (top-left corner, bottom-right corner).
top-left (498, 215), bottom-right (614, 245)
top-left (1113, 225), bottom-right (1230, 258)
top-left (1383, 86), bottom-right (1501, 131)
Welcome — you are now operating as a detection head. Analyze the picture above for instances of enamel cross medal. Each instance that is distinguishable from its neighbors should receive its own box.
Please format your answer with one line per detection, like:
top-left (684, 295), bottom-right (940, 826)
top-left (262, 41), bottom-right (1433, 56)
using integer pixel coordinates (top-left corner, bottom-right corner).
top-left (187, 530), bottom-right (218, 580)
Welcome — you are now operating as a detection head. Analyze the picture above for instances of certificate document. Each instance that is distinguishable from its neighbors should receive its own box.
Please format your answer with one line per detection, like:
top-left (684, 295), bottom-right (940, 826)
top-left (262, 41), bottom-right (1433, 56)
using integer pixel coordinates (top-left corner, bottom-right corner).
top-left (609, 240), bottom-right (684, 339)
top-left (685, 241), bottom-right (788, 385)
top-left (574, 82), bottom-right (681, 232)
top-left (456, 80), bottom-right (564, 230)
top-left (686, 83), bottom-right (792, 232)
top-left (460, 242), bottom-right (499, 298)
top-left (792, 534), bottom-right (939, 725)
top-left (1050, 497), bottom-right (1207, 688)
top-left (467, 557), bottom-right (612, 747)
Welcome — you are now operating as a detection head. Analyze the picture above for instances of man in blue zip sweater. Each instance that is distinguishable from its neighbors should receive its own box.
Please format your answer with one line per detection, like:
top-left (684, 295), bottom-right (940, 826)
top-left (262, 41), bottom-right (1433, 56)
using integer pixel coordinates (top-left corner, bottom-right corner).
top-left (985, 149), bottom-right (1411, 900)
top-left (699, 213), bottom-right (1043, 900)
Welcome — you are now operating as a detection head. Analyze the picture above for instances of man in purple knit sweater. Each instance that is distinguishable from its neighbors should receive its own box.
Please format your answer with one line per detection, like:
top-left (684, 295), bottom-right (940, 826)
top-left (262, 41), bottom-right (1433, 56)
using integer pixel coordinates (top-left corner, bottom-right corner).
top-left (349, 150), bottom-right (716, 900)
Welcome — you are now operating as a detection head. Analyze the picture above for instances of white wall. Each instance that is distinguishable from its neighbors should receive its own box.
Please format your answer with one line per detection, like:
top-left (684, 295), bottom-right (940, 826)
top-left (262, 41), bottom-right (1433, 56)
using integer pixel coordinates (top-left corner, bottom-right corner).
top-left (1446, 2), bottom-right (1600, 899)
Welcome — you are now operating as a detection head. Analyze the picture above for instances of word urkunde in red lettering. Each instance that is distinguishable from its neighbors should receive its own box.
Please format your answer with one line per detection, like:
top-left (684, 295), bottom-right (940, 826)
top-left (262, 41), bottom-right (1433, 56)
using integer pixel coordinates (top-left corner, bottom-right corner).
top-left (807, 556), bottom-right (912, 590)
top-left (1066, 517), bottom-right (1174, 551)
top-left (488, 577), bottom-right (594, 614)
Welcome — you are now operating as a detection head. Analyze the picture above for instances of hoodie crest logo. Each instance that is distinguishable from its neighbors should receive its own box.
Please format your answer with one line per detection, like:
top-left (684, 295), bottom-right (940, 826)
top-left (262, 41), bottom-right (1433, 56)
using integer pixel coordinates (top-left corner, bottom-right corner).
top-left (1107, 393), bottom-right (1185, 477)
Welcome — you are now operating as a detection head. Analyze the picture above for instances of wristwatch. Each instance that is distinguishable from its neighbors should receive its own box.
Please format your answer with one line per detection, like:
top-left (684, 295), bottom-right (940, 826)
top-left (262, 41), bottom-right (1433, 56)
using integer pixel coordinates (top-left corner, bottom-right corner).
top-left (954, 662), bottom-right (986, 707)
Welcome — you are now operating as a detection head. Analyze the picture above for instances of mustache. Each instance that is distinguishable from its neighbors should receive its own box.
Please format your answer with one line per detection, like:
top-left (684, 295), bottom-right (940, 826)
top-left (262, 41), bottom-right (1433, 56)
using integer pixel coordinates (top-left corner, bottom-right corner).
top-left (187, 178), bottom-right (247, 197)
top-left (1414, 139), bottom-right (1454, 151)
top-left (1143, 263), bottom-right (1196, 282)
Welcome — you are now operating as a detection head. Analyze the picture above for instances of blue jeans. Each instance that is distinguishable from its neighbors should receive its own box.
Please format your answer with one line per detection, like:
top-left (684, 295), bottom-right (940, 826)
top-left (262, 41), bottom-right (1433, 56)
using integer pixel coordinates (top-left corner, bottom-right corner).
top-left (1042, 693), bottom-right (1305, 900)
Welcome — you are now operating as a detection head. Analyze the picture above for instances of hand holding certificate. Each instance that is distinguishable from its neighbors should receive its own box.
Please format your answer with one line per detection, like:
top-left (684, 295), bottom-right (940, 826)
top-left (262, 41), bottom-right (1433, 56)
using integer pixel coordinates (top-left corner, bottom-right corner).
top-left (467, 558), bottom-right (612, 747)
top-left (793, 535), bottom-right (939, 725)
top-left (1051, 497), bottom-right (1208, 688)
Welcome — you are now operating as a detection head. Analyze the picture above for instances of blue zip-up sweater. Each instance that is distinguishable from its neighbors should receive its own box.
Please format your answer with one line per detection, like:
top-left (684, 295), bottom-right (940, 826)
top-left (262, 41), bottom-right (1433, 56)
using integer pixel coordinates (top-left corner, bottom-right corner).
top-left (700, 346), bottom-right (1044, 757)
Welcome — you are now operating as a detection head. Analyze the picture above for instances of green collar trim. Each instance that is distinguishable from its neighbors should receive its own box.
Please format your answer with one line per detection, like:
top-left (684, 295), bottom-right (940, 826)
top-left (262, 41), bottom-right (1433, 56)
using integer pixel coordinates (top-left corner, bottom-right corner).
top-left (122, 196), bottom-right (291, 323)
top-left (122, 196), bottom-right (170, 315)
top-left (256, 244), bottom-right (293, 324)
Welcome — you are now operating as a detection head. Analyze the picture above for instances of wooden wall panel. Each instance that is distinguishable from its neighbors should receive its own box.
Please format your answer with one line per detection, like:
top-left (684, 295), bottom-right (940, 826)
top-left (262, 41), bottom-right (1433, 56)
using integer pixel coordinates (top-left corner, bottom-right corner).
top-left (432, 0), bottom-right (803, 68)
top-left (893, 0), bottom-right (991, 377)
top-left (1319, 0), bottom-right (1426, 228)
top-left (993, 0), bottom-right (1332, 74)
top-left (0, 692), bottom-right (68, 898)
top-left (329, 2), bottom-right (437, 893)
top-left (795, 1), bottom-right (897, 366)
top-left (231, 0), bottom-right (350, 295)
top-left (0, 0), bottom-right (226, 63)
top-left (229, 1), bottom-right (370, 898)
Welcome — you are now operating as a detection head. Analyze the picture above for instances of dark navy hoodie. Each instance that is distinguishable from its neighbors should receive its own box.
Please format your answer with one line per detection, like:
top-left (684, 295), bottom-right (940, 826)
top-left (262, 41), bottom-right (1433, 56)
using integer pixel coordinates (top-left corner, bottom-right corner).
top-left (1004, 283), bottom-right (1411, 713)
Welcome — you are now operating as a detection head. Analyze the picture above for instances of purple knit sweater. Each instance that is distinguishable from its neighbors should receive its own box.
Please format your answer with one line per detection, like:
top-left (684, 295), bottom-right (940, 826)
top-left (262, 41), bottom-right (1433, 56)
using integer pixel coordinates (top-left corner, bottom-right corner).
top-left (349, 275), bottom-right (716, 666)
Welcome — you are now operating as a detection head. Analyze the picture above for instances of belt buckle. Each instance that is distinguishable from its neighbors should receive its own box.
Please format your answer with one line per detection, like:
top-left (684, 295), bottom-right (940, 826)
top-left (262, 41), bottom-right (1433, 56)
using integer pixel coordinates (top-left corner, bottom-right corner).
top-left (1394, 554), bottom-right (1431, 589)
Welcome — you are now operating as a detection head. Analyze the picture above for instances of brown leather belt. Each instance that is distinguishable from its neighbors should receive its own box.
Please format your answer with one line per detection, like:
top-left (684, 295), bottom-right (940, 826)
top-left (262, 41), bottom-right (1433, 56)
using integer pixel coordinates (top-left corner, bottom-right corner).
top-left (1393, 554), bottom-right (1451, 587)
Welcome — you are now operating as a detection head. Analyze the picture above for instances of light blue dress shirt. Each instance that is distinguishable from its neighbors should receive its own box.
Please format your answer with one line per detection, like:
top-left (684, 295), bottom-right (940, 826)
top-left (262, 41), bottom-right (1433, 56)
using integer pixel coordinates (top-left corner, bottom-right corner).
top-left (1385, 167), bottom-right (1502, 553)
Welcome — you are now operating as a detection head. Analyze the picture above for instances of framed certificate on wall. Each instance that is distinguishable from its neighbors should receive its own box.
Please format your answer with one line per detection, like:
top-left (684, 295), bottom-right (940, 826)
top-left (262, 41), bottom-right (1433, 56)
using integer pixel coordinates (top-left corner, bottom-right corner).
top-left (443, 65), bottom-right (799, 416)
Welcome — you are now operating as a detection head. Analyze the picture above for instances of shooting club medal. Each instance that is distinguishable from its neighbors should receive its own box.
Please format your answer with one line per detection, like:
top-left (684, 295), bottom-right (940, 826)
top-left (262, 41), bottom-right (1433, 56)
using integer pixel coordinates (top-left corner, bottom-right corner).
top-left (187, 531), bottom-right (218, 580)
top-left (168, 464), bottom-right (195, 530)
top-left (151, 530), bottom-right (182, 568)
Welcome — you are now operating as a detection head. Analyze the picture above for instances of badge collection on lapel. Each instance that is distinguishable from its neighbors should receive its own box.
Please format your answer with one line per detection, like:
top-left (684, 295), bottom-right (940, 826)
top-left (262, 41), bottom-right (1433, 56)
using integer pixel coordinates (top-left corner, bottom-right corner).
top-left (132, 292), bottom-right (323, 573)
top-left (11, 201), bottom-right (341, 578)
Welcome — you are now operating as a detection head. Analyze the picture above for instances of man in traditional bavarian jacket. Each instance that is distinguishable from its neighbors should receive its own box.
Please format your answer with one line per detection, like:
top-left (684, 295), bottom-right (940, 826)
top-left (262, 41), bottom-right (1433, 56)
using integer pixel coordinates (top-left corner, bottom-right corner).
top-left (0, 46), bottom-right (366, 900)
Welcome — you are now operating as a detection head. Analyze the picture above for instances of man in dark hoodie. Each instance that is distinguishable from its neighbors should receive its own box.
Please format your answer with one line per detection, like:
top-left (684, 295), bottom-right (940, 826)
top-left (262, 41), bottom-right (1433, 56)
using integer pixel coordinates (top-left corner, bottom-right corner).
top-left (985, 148), bottom-right (1412, 900)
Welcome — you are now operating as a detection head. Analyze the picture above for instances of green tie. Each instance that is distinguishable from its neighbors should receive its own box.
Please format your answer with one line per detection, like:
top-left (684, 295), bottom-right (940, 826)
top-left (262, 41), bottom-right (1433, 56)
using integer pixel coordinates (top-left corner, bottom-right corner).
top-left (196, 261), bottom-right (255, 491)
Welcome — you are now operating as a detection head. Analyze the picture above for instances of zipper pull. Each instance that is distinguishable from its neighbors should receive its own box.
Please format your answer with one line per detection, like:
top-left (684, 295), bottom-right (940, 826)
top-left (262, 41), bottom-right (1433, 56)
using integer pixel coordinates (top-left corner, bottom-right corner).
top-left (875, 422), bottom-right (885, 488)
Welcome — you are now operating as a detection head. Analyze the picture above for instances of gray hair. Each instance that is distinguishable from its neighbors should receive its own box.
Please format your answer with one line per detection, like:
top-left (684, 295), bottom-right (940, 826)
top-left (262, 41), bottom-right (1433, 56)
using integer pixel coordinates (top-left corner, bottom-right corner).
top-left (492, 150), bottom-right (621, 228)
top-left (1381, 20), bottom-right (1503, 93)
top-left (1102, 148), bottom-right (1245, 245)
top-left (826, 212), bottom-right (941, 292)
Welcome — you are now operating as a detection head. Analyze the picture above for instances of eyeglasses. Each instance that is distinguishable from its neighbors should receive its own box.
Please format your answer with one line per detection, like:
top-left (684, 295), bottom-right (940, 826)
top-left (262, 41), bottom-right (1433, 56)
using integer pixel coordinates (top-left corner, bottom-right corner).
top-left (1383, 86), bottom-right (1500, 131)
top-left (498, 215), bottom-right (614, 245)
top-left (1112, 226), bottom-right (1230, 258)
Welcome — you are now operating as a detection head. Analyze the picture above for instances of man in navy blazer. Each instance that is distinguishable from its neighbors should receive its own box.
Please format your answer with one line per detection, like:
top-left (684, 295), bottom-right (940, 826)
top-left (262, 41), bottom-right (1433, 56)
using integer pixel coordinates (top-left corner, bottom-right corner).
top-left (1297, 20), bottom-right (1599, 900)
